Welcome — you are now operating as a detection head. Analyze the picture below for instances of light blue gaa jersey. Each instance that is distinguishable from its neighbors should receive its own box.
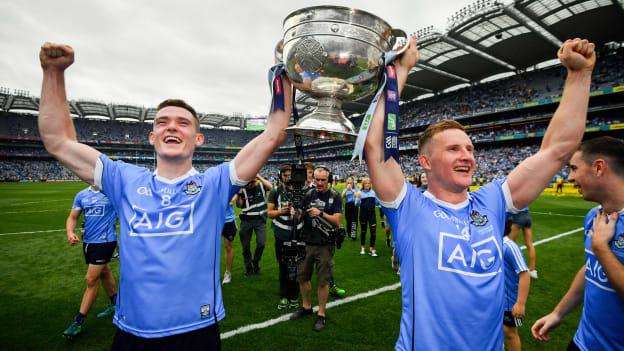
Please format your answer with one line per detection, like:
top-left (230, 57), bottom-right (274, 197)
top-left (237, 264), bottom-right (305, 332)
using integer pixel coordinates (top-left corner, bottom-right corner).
top-left (344, 189), bottom-right (356, 204)
top-left (225, 203), bottom-right (236, 223)
top-left (72, 187), bottom-right (117, 243)
top-left (95, 155), bottom-right (241, 338)
top-left (503, 236), bottom-right (528, 311)
top-left (383, 180), bottom-right (513, 351)
top-left (573, 206), bottom-right (624, 351)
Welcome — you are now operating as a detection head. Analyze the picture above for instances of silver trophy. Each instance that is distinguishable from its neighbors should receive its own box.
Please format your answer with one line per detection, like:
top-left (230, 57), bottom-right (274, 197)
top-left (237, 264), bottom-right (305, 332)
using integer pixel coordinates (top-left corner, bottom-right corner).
top-left (278, 6), bottom-right (407, 141)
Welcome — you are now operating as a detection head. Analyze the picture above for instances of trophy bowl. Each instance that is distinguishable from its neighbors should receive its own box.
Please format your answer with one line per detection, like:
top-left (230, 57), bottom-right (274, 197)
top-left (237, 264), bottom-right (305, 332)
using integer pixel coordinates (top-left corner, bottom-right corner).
top-left (280, 5), bottom-right (406, 141)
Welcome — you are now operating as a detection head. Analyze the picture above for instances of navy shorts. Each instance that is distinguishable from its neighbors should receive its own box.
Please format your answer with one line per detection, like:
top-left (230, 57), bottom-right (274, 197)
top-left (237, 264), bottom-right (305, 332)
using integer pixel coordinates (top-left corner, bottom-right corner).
top-left (510, 211), bottom-right (532, 228)
top-left (83, 241), bottom-right (116, 265)
top-left (221, 221), bottom-right (237, 242)
top-left (112, 323), bottom-right (221, 351)
top-left (503, 311), bottom-right (523, 328)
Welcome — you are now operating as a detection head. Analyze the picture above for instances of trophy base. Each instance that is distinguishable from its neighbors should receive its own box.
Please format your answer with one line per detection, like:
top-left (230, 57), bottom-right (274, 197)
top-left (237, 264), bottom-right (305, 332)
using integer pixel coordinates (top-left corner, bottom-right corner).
top-left (286, 97), bottom-right (357, 142)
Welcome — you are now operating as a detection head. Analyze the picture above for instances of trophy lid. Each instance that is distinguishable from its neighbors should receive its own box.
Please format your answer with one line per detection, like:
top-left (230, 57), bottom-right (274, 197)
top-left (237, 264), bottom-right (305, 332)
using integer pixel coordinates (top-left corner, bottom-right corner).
top-left (283, 5), bottom-right (395, 44)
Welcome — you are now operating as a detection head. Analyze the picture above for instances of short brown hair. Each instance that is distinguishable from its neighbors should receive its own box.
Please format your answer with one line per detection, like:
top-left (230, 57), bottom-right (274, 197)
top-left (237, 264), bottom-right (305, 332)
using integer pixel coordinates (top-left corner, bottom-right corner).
top-left (157, 99), bottom-right (200, 130)
top-left (578, 136), bottom-right (624, 177)
top-left (304, 162), bottom-right (315, 171)
top-left (418, 120), bottom-right (465, 154)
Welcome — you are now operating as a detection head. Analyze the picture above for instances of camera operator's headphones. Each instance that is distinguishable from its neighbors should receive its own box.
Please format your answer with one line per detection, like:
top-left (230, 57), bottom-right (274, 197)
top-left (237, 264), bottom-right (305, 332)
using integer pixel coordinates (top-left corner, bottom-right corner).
top-left (314, 165), bottom-right (332, 184)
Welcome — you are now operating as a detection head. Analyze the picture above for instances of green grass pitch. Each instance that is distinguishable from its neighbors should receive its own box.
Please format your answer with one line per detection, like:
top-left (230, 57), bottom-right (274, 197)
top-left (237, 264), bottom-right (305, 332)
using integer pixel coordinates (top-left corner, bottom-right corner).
top-left (0, 182), bottom-right (596, 350)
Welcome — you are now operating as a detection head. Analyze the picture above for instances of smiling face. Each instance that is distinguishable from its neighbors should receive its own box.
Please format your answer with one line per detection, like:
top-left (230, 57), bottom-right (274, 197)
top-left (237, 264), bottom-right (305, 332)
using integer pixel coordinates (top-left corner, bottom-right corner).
top-left (568, 150), bottom-right (596, 201)
top-left (149, 106), bottom-right (204, 162)
top-left (419, 128), bottom-right (475, 193)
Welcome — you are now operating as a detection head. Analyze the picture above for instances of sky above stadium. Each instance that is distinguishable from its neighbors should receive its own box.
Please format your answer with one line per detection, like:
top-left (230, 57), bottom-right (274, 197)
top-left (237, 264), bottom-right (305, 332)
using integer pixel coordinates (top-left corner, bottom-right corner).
top-left (1, 0), bottom-right (476, 117)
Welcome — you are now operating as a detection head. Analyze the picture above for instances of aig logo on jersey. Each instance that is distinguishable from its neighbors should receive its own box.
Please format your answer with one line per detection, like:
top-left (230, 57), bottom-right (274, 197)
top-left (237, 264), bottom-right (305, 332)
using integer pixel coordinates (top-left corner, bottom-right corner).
top-left (438, 232), bottom-right (502, 277)
top-left (84, 206), bottom-right (104, 217)
top-left (129, 203), bottom-right (195, 237)
top-left (585, 249), bottom-right (616, 292)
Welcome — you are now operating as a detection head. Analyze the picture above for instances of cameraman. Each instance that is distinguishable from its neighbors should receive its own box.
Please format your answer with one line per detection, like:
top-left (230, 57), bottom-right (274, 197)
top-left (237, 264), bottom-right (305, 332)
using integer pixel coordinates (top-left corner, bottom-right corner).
top-left (290, 166), bottom-right (342, 332)
top-left (267, 164), bottom-right (302, 310)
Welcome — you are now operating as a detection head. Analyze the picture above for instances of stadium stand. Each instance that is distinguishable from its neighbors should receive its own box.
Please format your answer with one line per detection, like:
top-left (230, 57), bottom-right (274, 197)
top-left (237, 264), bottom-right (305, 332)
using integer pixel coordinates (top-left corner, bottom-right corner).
top-left (1, 0), bottom-right (623, 186)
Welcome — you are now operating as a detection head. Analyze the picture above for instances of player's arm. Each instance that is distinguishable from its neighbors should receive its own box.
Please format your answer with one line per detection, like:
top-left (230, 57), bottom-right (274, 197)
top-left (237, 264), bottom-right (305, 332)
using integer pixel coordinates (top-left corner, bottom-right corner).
top-left (592, 211), bottom-right (624, 298)
top-left (364, 37), bottom-right (419, 203)
top-left (507, 39), bottom-right (595, 209)
top-left (512, 271), bottom-right (530, 319)
top-left (65, 208), bottom-right (82, 246)
top-left (38, 43), bottom-right (101, 184)
top-left (233, 77), bottom-right (292, 183)
top-left (229, 194), bottom-right (238, 207)
top-left (531, 265), bottom-right (585, 342)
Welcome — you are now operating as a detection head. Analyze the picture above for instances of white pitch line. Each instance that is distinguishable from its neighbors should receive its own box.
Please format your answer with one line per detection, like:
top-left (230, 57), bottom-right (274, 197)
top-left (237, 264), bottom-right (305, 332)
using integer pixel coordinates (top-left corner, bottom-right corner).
top-left (519, 227), bottom-right (584, 249)
top-left (221, 283), bottom-right (401, 340)
top-left (531, 211), bottom-right (585, 218)
top-left (2, 209), bottom-right (66, 214)
top-left (1, 198), bottom-right (72, 207)
top-left (0, 229), bottom-right (65, 236)
top-left (221, 227), bottom-right (584, 340)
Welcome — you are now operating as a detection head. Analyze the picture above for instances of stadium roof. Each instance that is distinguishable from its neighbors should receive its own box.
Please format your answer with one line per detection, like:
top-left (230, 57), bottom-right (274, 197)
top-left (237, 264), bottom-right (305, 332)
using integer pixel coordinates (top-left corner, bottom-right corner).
top-left (296, 0), bottom-right (624, 116)
top-left (0, 92), bottom-right (245, 129)
top-left (2, 0), bottom-right (622, 124)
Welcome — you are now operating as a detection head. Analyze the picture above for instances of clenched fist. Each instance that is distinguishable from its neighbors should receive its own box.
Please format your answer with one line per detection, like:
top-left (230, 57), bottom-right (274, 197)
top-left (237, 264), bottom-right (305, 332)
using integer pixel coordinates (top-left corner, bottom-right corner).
top-left (40, 42), bottom-right (74, 71)
top-left (558, 38), bottom-right (596, 73)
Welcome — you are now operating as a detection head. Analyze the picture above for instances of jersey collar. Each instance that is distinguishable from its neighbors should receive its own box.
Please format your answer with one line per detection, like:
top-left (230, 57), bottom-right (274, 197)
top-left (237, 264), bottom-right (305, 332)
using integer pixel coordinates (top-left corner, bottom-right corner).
top-left (423, 190), bottom-right (470, 210)
top-left (153, 167), bottom-right (199, 184)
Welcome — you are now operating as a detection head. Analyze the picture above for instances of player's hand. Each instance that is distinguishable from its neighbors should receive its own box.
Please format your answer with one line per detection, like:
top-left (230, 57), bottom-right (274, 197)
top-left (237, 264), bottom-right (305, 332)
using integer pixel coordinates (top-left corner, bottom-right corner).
top-left (592, 210), bottom-right (618, 251)
top-left (558, 38), bottom-right (595, 73)
top-left (67, 233), bottom-right (80, 246)
top-left (512, 302), bottom-right (526, 319)
top-left (394, 36), bottom-right (419, 75)
top-left (531, 312), bottom-right (562, 342)
top-left (40, 42), bottom-right (74, 72)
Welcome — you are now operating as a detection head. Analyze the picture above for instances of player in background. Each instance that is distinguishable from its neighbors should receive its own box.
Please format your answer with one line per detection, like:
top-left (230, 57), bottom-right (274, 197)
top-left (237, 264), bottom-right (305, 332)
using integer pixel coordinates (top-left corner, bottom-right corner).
top-left (63, 186), bottom-right (118, 339)
top-left (532, 136), bottom-right (624, 350)
top-left (502, 219), bottom-right (530, 351)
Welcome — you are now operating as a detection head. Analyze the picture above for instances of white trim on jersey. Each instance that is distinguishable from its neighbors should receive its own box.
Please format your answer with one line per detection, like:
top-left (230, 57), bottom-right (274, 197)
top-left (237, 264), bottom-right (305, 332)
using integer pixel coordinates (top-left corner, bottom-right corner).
top-left (423, 190), bottom-right (469, 210)
top-left (153, 167), bottom-right (198, 184)
top-left (504, 237), bottom-right (529, 273)
top-left (378, 181), bottom-right (407, 209)
top-left (94, 157), bottom-right (104, 191)
top-left (501, 180), bottom-right (518, 213)
top-left (229, 159), bottom-right (248, 187)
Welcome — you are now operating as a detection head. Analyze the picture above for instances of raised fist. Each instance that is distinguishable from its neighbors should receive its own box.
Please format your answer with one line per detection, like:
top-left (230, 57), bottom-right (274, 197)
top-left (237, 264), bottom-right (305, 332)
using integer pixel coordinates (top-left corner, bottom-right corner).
top-left (558, 38), bottom-right (595, 72)
top-left (40, 42), bottom-right (74, 71)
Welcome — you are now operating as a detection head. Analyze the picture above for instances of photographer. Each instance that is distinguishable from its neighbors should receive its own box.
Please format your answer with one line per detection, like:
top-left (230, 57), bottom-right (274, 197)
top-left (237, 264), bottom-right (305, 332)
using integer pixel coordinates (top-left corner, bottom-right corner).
top-left (237, 174), bottom-right (273, 275)
top-left (267, 164), bottom-right (303, 310)
top-left (290, 166), bottom-right (342, 332)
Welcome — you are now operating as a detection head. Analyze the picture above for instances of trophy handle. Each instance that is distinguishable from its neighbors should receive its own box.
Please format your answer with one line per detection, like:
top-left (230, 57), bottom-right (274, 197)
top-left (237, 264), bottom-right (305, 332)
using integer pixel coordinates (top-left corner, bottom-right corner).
top-left (390, 29), bottom-right (409, 53)
top-left (275, 39), bottom-right (284, 64)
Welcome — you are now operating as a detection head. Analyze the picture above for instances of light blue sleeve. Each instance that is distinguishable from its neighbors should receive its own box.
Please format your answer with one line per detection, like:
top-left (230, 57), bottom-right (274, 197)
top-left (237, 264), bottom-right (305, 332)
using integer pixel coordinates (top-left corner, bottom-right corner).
top-left (505, 241), bottom-right (528, 274)
top-left (72, 191), bottom-right (84, 210)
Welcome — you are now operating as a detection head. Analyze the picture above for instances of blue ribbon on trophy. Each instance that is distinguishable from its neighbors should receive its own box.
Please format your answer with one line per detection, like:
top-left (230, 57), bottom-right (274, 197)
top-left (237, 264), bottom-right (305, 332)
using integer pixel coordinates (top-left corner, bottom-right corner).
top-left (351, 50), bottom-right (403, 162)
top-left (268, 63), bottom-right (305, 159)
top-left (268, 63), bottom-right (286, 112)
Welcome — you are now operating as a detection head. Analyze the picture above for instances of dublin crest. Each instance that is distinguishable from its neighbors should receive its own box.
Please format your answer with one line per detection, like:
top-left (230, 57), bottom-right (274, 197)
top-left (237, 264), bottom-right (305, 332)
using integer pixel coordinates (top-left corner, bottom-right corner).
top-left (183, 181), bottom-right (202, 195)
top-left (470, 210), bottom-right (489, 227)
